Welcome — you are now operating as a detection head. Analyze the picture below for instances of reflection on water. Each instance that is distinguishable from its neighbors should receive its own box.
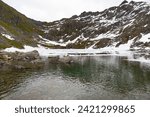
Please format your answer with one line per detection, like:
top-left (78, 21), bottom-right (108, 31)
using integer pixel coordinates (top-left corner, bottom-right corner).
top-left (1, 56), bottom-right (150, 100)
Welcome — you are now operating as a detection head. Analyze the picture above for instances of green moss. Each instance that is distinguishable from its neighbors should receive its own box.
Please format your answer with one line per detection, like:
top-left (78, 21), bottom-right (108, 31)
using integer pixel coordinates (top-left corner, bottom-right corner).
top-left (0, 34), bottom-right (23, 49)
top-left (6, 40), bottom-right (24, 49)
top-left (40, 43), bottom-right (55, 48)
top-left (0, 1), bottom-right (44, 49)
top-left (0, 21), bottom-right (19, 35)
top-left (21, 38), bottom-right (38, 47)
top-left (0, 43), bottom-right (10, 49)
top-left (0, 35), bottom-right (10, 49)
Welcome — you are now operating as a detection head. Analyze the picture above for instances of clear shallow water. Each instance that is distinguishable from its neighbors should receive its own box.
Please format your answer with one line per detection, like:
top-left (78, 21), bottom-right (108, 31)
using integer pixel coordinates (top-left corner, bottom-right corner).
top-left (0, 56), bottom-right (150, 100)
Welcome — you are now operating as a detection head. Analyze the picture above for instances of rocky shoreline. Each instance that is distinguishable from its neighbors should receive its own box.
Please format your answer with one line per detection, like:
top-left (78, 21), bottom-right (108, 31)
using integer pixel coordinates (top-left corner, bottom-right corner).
top-left (0, 50), bottom-right (75, 71)
top-left (0, 50), bottom-right (44, 70)
top-left (0, 49), bottom-right (150, 71)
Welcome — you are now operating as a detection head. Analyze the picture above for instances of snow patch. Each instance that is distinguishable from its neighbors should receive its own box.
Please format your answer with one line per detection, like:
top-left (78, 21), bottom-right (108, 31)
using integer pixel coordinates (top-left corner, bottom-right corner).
top-left (99, 19), bottom-right (117, 26)
top-left (4, 45), bottom-right (150, 64)
top-left (128, 57), bottom-right (150, 64)
top-left (59, 39), bottom-right (64, 43)
top-left (38, 35), bottom-right (66, 46)
top-left (122, 19), bottom-right (135, 31)
top-left (117, 39), bottom-right (134, 50)
top-left (144, 24), bottom-right (148, 27)
top-left (39, 35), bottom-right (86, 47)
top-left (4, 45), bottom-right (133, 57)
top-left (91, 33), bottom-right (117, 41)
top-left (2, 33), bottom-right (15, 40)
top-left (147, 11), bottom-right (150, 15)
top-left (139, 33), bottom-right (150, 43)
top-left (4, 45), bottom-right (51, 57)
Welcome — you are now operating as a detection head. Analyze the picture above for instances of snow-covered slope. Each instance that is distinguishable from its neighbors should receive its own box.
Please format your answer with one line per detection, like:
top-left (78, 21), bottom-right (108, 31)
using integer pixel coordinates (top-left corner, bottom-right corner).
top-left (39, 0), bottom-right (150, 49)
top-left (0, 0), bottom-right (150, 50)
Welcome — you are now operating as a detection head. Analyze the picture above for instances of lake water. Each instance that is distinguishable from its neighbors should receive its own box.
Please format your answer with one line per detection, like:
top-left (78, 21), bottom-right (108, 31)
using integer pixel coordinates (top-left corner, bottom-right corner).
top-left (0, 56), bottom-right (150, 100)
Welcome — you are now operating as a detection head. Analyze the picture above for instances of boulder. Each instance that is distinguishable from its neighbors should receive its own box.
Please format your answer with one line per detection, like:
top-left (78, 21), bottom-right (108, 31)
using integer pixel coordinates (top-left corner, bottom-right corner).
top-left (14, 50), bottom-right (41, 61)
top-left (59, 56), bottom-right (73, 64)
top-left (0, 50), bottom-right (43, 70)
top-left (0, 60), bottom-right (5, 68)
top-left (0, 52), bottom-right (12, 61)
top-left (48, 56), bottom-right (59, 63)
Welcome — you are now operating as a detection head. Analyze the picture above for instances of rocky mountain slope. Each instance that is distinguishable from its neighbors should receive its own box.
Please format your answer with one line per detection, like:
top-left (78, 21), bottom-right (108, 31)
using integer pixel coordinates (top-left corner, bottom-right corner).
top-left (0, 0), bottom-right (43, 49)
top-left (0, 0), bottom-right (150, 50)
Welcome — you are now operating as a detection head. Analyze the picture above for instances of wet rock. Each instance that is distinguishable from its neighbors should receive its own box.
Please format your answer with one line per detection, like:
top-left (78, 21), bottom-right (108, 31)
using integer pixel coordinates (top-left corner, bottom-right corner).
top-left (0, 50), bottom-right (44, 70)
top-left (145, 54), bottom-right (150, 59)
top-left (0, 60), bottom-right (5, 68)
top-left (13, 50), bottom-right (41, 61)
top-left (48, 56), bottom-right (59, 63)
top-left (13, 65), bottom-right (25, 70)
top-left (0, 52), bottom-right (11, 61)
top-left (59, 56), bottom-right (73, 64)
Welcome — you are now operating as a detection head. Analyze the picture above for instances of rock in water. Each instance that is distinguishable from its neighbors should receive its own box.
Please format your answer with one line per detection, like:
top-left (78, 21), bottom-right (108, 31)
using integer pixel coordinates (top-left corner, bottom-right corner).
top-left (14, 50), bottom-right (41, 61)
top-left (48, 56), bottom-right (59, 63)
top-left (59, 56), bottom-right (73, 64)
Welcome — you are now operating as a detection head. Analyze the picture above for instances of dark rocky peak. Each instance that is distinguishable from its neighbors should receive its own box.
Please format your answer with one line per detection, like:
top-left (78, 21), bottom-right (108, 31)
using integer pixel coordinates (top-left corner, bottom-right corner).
top-left (129, 0), bottom-right (146, 5)
top-left (129, 1), bottom-right (136, 5)
top-left (120, 0), bottom-right (128, 6)
top-left (79, 11), bottom-right (100, 18)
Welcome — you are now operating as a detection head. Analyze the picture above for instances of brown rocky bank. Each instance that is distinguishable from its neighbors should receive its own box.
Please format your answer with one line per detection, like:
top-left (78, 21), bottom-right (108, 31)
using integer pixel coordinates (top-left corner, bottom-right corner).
top-left (0, 50), bottom-right (44, 70)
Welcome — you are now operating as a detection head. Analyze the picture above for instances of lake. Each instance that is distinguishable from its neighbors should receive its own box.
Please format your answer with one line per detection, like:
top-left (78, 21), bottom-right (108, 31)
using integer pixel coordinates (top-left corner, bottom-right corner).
top-left (0, 55), bottom-right (150, 100)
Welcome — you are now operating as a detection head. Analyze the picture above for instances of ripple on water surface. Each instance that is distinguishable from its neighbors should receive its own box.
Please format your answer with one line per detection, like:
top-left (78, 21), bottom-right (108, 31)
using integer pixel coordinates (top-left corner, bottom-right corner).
top-left (1, 56), bottom-right (150, 100)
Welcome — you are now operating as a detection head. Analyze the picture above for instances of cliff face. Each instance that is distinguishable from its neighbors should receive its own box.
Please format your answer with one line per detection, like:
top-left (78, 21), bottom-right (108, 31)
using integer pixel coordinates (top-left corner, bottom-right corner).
top-left (0, 0), bottom-right (150, 49)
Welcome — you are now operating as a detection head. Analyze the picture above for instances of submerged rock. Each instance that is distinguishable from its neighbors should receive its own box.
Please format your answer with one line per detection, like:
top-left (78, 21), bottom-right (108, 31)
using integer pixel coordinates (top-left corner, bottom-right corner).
top-left (48, 55), bottom-right (74, 64)
top-left (48, 56), bottom-right (59, 63)
top-left (59, 56), bottom-right (74, 64)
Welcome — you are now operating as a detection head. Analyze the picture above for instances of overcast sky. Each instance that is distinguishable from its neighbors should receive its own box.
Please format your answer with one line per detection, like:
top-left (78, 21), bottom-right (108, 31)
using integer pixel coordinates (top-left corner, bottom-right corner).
top-left (2, 0), bottom-right (149, 21)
